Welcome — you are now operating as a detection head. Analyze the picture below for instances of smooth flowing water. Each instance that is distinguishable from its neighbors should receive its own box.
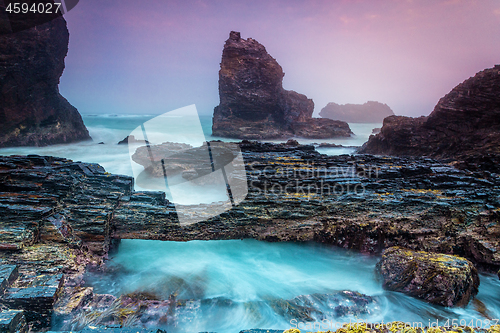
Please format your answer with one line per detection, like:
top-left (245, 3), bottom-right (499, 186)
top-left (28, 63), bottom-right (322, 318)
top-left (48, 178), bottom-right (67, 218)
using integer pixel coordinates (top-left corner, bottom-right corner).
top-left (85, 239), bottom-right (500, 333)
top-left (3, 114), bottom-right (498, 331)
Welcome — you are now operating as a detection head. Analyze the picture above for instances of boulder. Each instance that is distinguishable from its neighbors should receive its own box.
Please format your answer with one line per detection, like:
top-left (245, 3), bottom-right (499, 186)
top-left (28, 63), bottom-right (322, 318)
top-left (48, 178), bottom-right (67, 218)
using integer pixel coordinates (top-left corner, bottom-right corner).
top-left (131, 141), bottom-right (237, 179)
top-left (360, 65), bottom-right (500, 172)
top-left (320, 101), bottom-right (394, 123)
top-left (376, 246), bottom-right (479, 307)
top-left (212, 31), bottom-right (352, 139)
top-left (0, 16), bottom-right (90, 147)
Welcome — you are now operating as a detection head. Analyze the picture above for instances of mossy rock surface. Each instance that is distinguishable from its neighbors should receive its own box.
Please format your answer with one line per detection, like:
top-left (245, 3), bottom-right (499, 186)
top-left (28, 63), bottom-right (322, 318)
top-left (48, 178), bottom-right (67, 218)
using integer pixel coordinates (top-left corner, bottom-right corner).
top-left (284, 323), bottom-right (500, 333)
top-left (376, 246), bottom-right (479, 307)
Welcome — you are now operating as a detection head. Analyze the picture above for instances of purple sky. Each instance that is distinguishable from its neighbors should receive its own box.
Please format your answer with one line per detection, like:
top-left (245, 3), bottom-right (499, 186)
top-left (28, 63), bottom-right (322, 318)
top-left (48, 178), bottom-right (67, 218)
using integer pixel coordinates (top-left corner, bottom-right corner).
top-left (60, 0), bottom-right (500, 117)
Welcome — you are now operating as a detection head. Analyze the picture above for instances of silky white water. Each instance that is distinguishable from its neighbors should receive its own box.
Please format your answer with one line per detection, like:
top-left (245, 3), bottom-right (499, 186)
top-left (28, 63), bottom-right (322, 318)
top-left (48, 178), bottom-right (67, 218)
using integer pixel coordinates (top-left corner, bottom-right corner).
top-left (0, 114), bottom-right (380, 204)
top-left (85, 239), bottom-right (500, 333)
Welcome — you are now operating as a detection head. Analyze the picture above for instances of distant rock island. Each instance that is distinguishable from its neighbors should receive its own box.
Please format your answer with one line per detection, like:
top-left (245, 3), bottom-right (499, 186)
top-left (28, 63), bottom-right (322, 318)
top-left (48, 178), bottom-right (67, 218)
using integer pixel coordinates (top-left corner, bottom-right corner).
top-left (0, 16), bottom-right (90, 147)
top-left (212, 31), bottom-right (352, 140)
top-left (320, 101), bottom-right (394, 123)
top-left (360, 65), bottom-right (500, 172)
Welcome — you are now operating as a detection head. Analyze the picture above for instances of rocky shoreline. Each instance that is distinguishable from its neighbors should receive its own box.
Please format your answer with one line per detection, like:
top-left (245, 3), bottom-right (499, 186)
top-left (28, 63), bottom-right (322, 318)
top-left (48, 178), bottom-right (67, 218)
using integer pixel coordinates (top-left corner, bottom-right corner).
top-left (360, 65), bottom-right (500, 174)
top-left (320, 101), bottom-right (394, 123)
top-left (0, 141), bottom-right (499, 331)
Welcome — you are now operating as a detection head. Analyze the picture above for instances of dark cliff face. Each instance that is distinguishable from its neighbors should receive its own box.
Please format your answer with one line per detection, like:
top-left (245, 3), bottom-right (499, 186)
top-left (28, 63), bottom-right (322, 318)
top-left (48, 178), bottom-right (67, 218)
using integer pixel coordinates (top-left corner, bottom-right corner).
top-left (213, 31), bottom-right (352, 140)
top-left (360, 65), bottom-right (500, 171)
top-left (320, 101), bottom-right (394, 123)
top-left (0, 16), bottom-right (90, 147)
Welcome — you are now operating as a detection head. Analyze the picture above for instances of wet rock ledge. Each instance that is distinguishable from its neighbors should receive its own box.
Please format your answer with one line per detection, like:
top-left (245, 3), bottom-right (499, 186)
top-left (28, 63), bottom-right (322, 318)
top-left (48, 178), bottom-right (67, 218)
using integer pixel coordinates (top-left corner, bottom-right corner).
top-left (0, 141), bottom-right (499, 331)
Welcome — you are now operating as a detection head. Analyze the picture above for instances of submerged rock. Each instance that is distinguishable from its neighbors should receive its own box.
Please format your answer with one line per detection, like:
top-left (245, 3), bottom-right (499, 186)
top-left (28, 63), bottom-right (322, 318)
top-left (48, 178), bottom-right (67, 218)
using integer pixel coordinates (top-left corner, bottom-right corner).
top-left (117, 135), bottom-right (150, 145)
top-left (0, 16), bottom-right (90, 147)
top-left (376, 246), bottom-right (479, 307)
top-left (212, 31), bottom-right (352, 139)
top-left (320, 101), bottom-right (394, 123)
top-left (360, 65), bottom-right (500, 173)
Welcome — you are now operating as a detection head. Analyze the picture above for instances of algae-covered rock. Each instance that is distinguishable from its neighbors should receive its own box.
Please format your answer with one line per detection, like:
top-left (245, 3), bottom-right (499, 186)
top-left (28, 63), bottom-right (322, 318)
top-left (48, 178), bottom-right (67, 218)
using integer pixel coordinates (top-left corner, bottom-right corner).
top-left (320, 101), bottom-right (394, 123)
top-left (376, 246), bottom-right (479, 307)
top-left (283, 323), bottom-right (500, 333)
top-left (359, 65), bottom-right (500, 173)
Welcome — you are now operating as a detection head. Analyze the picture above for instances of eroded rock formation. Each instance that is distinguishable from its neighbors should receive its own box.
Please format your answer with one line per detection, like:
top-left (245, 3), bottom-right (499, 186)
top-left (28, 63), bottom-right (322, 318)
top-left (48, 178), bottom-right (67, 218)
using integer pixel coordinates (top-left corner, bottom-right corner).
top-left (360, 66), bottom-right (500, 172)
top-left (320, 101), bottom-right (394, 123)
top-left (377, 247), bottom-right (479, 307)
top-left (1, 142), bottom-right (500, 330)
top-left (212, 31), bottom-right (352, 139)
top-left (0, 16), bottom-right (90, 147)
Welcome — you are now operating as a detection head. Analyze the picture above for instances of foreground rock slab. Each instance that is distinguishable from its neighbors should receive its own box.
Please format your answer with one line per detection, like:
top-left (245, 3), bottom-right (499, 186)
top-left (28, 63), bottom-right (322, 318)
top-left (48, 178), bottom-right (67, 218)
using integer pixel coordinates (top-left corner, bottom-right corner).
top-left (0, 309), bottom-right (27, 333)
top-left (283, 323), bottom-right (500, 333)
top-left (376, 246), bottom-right (479, 307)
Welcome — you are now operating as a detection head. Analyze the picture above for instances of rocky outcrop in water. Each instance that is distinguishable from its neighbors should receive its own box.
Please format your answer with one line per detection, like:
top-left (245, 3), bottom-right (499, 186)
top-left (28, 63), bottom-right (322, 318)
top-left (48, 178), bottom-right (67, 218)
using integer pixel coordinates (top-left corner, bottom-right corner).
top-left (359, 66), bottom-right (500, 172)
top-left (212, 31), bottom-right (352, 139)
top-left (320, 101), bottom-right (394, 123)
top-left (0, 16), bottom-right (90, 147)
top-left (287, 324), bottom-right (500, 333)
top-left (376, 247), bottom-right (479, 307)
top-left (1, 142), bottom-right (500, 330)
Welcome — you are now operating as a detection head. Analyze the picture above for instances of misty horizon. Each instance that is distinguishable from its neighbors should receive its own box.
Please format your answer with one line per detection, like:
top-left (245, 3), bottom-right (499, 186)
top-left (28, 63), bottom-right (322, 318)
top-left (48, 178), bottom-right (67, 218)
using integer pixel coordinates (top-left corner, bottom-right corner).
top-left (59, 0), bottom-right (500, 117)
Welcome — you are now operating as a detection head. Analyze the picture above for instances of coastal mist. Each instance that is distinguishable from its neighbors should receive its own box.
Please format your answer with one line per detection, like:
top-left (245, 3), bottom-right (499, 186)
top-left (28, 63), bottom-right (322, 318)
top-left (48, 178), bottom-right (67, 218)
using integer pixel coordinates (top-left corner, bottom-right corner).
top-left (82, 239), bottom-right (500, 333)
top-left (0, 115), bottom-right (377, 182)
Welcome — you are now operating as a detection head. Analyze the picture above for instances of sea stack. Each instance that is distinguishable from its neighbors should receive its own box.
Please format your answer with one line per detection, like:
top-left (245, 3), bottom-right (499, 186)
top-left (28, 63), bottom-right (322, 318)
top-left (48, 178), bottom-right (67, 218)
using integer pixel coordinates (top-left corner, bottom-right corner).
top-left (320, 101), bottom-right (394, 123)
top-left (212, 31), bottom-right (352, 140)
top-left (359, 65), bottom-right (500, 172)
top-left (0, 16), bottom-right (90, 147)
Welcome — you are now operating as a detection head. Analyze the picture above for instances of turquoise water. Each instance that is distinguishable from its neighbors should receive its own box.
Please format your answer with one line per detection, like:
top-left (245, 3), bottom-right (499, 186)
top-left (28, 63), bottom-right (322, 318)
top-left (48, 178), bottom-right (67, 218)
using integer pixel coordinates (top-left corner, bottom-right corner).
top-left (3, 114), bottom-right (499, 332)
top-left (85, 239), bottom-right (500, 332)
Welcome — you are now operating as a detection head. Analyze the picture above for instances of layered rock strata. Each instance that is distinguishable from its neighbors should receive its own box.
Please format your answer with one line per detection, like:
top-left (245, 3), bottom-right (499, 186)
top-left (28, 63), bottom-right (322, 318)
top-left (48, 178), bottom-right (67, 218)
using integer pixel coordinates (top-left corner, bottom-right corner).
top-left (320, 101), bottom-right (394, 123)
top-left (212, 31), bottom-right (352, 139)
top-left (360, 66), bottom-right (500, 172)
top-left (0, 15), bottom-right (90, 147)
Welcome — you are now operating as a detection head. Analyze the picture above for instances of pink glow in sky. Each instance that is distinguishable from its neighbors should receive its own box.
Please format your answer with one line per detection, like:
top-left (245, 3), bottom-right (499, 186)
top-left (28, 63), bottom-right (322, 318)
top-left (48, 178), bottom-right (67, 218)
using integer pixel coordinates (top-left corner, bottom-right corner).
top-left (59, 0), bottom-right (500, 117)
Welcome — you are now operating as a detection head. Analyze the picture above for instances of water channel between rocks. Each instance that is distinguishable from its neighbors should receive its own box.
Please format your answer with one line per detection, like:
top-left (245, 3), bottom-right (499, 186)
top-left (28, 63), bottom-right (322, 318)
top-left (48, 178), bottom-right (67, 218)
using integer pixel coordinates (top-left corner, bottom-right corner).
top-left (84, 239), bottom-right (500, 333)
